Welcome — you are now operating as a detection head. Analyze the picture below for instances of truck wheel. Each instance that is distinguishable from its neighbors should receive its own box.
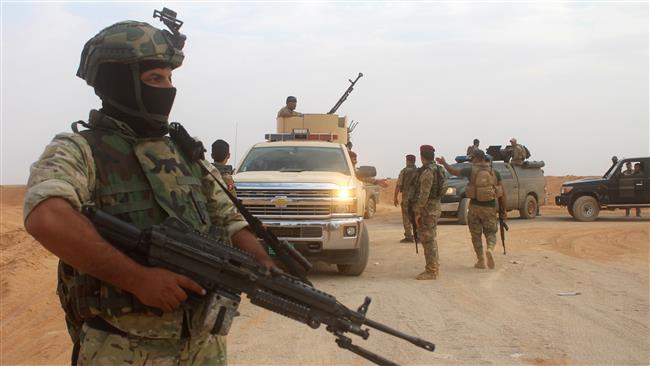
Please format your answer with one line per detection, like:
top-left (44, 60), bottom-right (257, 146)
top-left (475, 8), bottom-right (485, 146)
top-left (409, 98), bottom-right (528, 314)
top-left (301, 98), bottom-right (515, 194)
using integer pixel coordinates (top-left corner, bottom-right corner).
top-left (572, 196), bottom-right (600, 222)
top-left (364, 197), bottom-right (376, 219)
top-left (457, 198), bottom-right (470, 225)
top-left (519, 194), bottom-right (537, 219)
top-left (337, 226), bottom-right (369, 276)
top-left (567, 205), bottom-right (575, 218)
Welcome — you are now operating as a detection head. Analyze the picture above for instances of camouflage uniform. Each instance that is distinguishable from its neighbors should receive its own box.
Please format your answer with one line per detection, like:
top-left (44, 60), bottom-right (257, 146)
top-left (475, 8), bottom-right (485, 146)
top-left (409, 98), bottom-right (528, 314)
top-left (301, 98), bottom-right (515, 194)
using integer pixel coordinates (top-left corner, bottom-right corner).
top-left (466, 145), bottom-right (479, 156)
top-left (23, 21), bottom-right (242, 365)
top-left (459, 164), bottom-right (502, 269)
top-left (277, 106), bottom-right (302, 118)
top-left (397, 165), bottom-right (418, 239)
top-left (511, 144), bottom-right (526, 165)
top-left (213, 162), bottom-right (236, 197)
top-left (412, 162), bottom-right (444, 279)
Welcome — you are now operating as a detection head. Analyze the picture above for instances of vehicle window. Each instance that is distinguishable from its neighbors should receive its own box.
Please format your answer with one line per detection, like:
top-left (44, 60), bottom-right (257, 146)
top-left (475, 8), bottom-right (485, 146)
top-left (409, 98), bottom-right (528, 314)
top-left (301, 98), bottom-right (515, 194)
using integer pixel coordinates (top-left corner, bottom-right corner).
top-left (618, 160), bottom-right (645, 178)
top-left (238, 146), bottom-right (350, 174)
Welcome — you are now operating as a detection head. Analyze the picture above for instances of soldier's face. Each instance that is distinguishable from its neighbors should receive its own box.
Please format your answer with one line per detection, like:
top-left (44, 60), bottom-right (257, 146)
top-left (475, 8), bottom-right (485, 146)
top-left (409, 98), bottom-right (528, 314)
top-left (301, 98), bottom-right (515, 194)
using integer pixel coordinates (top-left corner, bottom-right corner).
top-left (287, 100), bottom-right (297, 110)
top-left (141, 67), bottom-right (174, 88)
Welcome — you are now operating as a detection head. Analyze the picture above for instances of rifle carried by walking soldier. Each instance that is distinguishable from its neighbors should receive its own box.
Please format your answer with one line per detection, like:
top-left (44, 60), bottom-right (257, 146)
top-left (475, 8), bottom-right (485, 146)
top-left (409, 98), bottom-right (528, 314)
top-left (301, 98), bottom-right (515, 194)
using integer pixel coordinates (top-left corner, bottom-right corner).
top-left (499, 216), bottom-right (509, 255)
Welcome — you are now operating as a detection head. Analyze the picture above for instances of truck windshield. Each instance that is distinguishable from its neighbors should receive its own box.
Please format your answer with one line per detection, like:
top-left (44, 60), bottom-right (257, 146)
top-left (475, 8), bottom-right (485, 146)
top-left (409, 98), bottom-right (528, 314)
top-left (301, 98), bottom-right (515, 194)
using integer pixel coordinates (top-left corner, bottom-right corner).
top-left (238, 146), bottom-right (350, 174)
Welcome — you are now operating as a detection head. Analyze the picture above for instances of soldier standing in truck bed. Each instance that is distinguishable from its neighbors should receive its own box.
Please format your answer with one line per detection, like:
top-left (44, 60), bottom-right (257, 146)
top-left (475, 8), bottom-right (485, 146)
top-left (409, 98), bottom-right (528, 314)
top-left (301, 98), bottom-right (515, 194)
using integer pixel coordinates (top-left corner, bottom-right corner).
top-left (509, 137), bottom-right (526, 165)
top-left (466, 139), bottom-right (480, 156)
top-left (394, 154), bottom-right (418, 243)
top-left (277, 96), bottom-right (303, 118)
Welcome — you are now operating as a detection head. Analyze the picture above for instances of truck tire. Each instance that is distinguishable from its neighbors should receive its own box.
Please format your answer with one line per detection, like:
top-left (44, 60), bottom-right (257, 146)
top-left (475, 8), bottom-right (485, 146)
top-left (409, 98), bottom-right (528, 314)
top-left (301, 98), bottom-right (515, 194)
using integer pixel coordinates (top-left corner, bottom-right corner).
top-left (519, 194), bottom-right (537, 219)
top-left (337, 225), bottom-right (369, 276)
top-left (572, 196), bottom-right (600, 222)
top-left (364, 197), bottom-right (376, 219)
top-left (457, 198), bottom-right (470, 225)
top-left (567, 205), bottom-right (575, 218)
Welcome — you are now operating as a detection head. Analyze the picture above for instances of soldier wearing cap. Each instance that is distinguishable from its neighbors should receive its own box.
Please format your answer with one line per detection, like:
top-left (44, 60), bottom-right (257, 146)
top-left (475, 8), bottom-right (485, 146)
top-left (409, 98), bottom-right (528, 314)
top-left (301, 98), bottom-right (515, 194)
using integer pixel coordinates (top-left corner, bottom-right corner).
top-left (509, 137), bottom-right (526, 166)
top-left (411, 145), bottom-right (446, 280)
top-left (437, 149), bottom-right (507, 270)
top-left (277, 96), bottom-right (304, 118)
top-left (394, 154), bottom-right (418, 243)
top-left (23, 15), bottom-right (274, 365)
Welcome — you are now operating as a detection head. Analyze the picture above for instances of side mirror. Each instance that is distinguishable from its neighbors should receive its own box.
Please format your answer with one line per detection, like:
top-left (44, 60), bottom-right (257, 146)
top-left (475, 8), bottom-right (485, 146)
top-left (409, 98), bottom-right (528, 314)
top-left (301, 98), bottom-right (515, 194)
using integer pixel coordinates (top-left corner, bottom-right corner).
top-left (357, 165), bottom-right (377, 178)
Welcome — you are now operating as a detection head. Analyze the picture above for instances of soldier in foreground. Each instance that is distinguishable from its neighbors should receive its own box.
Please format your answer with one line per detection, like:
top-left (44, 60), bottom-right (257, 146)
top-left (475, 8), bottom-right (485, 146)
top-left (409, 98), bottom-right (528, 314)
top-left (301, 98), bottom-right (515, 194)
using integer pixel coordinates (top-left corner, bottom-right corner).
top-left (411, 145), bottom-right (446, 280)
top-left (212, 139), bottom-right (236, 195)
top-left (277, 95), bottom-right (303, 117)
top-left (509, 137), bottom-right (526, 165)
top-left (394, 154), bottom-right (418, 243)
top-left (437, 150), bottom-right (507, 269)
top-left (466, 138), bottom-right (480, 156)
top-left (23, 16), bottom-right (274, 365)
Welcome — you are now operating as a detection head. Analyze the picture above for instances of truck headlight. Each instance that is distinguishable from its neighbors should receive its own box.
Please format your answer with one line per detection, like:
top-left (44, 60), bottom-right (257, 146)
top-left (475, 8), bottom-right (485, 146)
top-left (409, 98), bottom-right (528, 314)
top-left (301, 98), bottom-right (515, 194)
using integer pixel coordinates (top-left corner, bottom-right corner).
top-left (445, 187), bottom-right (457, 196)
top-left (336, 188), bottom-right (353, 198)
top-left (561, 186), bottom-right (573, 194)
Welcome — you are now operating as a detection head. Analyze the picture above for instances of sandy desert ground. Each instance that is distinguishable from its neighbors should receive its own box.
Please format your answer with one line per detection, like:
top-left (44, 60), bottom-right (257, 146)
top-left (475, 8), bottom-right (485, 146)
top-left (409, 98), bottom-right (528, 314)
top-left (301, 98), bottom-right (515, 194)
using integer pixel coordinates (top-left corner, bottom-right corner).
top-left (1, 179), bottom-right (649, 365)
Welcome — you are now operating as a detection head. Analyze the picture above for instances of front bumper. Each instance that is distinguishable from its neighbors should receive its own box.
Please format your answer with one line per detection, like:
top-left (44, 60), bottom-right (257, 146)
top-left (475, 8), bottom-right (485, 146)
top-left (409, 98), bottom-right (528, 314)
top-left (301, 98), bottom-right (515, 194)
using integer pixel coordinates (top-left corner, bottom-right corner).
top-left (555, 195), bottom-right (569, 206)
top-left (441, 202), bottom-right (460, 213)
top-left (261, 217), bottom-right (363, 264)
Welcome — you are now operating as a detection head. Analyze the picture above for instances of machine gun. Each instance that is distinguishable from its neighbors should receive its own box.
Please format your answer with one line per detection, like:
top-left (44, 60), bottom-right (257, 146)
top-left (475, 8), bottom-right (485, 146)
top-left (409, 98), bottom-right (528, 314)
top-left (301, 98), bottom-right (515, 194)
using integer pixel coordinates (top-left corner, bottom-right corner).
top-left (83, 206), bottom-right (435, 366)
top-left (153, 7), bottom-right (187, 49)
top-left (168, 122), bottom-right (312, 282)
top-left (328, 72), bottom-right (363, 114)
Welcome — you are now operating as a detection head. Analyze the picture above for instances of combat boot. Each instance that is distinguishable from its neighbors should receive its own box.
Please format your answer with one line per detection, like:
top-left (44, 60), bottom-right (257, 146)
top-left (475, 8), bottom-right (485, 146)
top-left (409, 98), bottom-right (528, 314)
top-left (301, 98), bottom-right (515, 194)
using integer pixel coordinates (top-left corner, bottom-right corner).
top-left (474, 255), bottom-right (486, 269)
top-left (486, 248), bottom-right (495, 269)
top-left (415, 270), bottom-right (437, 280)
top-left (400, 236), bottom-right (414, 243)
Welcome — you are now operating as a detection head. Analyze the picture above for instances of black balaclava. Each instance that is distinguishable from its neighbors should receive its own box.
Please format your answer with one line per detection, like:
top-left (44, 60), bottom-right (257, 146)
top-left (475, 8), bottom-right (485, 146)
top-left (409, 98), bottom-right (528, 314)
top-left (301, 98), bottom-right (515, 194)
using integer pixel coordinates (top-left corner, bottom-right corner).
top-left (94, 61), bottom-right (176, 138)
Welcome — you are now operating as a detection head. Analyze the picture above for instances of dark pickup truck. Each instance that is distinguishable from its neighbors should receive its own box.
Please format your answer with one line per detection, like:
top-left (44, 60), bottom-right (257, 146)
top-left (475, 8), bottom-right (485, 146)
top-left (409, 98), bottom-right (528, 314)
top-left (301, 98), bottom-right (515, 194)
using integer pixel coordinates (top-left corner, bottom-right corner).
top-left (441, 160), bottom-right (546, 224)
top-left (555, 157), bottom-right (650, 221)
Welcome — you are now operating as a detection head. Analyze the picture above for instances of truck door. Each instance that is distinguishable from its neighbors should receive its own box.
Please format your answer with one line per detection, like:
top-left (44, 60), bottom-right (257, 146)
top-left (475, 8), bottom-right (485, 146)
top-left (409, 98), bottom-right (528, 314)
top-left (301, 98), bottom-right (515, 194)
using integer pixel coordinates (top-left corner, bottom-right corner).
top-left (612, 159), bottom-right (649, 204)
top-left (494, 163), bottom-right (517, 210)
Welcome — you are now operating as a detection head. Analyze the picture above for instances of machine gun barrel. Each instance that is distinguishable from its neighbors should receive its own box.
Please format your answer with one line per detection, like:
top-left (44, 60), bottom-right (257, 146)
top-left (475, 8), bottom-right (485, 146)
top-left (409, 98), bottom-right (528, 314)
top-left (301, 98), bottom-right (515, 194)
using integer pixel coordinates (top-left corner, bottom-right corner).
top-left (328, 72), bottom-right (363, 114)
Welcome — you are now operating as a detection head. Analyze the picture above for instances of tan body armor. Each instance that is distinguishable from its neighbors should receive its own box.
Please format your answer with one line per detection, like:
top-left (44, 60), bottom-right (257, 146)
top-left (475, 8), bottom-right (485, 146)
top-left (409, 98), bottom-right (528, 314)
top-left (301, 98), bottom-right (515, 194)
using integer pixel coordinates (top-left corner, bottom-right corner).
top-left (466, 163), bottom-right (503, 202)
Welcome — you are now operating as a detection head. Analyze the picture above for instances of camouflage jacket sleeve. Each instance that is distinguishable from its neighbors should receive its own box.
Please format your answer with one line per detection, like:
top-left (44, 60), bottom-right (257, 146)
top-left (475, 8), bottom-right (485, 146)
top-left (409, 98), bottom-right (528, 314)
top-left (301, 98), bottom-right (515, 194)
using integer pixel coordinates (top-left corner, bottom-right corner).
top-left (23, 133), bottom-right (96, 222)
top-left (200, 162), bottom-right (248, 238)
top-left (414, 167), bottom-right (434, 215)
top-left (277, 107), bottom-right (303, 118)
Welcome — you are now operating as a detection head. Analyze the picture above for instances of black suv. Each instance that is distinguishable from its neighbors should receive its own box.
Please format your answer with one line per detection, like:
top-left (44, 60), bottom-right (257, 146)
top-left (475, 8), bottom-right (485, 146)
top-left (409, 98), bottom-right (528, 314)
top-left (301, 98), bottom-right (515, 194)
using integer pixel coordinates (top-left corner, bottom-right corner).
top-left (555, 157), bottom-right (650, 221)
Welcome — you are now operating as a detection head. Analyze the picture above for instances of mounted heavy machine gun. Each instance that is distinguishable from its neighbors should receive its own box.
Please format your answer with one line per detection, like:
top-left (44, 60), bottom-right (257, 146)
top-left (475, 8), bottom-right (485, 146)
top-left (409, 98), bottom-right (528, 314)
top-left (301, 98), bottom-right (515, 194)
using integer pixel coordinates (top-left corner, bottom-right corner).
top-left (328, 72), bottom-right (363, 114)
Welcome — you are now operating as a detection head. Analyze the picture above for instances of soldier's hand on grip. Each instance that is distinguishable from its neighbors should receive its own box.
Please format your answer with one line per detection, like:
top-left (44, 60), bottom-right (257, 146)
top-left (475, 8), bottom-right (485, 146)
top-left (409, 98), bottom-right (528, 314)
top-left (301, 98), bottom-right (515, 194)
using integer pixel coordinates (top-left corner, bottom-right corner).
top-left (133, 267), bottom-right (206, 312)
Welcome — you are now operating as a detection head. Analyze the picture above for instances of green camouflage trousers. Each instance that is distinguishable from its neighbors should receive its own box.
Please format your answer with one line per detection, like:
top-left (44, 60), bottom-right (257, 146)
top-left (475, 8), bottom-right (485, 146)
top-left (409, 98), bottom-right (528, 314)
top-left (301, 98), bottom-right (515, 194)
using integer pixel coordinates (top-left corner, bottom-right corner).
top-left (417, 208), bottom-right (440, 272)
top-left (77, 323), bottom-right (227, 366)
top-left (468, 204), bottom-right (497, 255)
top-left (400, 198), bottom-right (413, 238)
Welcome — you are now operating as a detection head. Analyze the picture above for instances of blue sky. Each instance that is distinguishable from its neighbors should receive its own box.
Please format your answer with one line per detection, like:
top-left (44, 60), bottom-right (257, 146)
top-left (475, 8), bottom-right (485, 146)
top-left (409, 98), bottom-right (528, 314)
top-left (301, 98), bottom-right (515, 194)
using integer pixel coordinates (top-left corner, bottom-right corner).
top-left (1, 1), bottom-right (648, 184)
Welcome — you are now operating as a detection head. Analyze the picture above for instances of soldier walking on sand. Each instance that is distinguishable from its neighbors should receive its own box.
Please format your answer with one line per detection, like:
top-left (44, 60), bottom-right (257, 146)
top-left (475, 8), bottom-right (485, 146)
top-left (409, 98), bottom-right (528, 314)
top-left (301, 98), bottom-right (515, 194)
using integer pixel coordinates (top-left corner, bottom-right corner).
top-left (394, 154), bottom-right (418, 243)
top-left (437, 150), bottom-right (507, 270)
top-left (277, 96), bottom-right (303, 118)
top-left (412, 145), bottom-right (446, 280)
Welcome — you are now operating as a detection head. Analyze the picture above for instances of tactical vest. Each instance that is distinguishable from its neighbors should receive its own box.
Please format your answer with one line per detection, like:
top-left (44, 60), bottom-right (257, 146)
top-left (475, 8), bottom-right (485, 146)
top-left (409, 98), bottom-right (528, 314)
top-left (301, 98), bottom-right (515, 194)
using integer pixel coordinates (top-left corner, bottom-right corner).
top-left (409, 164), bottom-right (446, 202)
top-left (57, 124), bottom-right (213, 341)
top-left (400, 166), bottom-right (418, 195)
top-left (466, 163), bottom-right (502, 202)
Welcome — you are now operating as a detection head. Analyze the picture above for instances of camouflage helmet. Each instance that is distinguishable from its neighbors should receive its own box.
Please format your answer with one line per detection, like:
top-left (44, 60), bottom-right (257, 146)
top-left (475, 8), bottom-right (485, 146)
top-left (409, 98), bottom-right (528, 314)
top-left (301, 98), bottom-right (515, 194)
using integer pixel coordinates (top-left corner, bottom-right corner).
top-left (77, 21), bottom-right (184, 87)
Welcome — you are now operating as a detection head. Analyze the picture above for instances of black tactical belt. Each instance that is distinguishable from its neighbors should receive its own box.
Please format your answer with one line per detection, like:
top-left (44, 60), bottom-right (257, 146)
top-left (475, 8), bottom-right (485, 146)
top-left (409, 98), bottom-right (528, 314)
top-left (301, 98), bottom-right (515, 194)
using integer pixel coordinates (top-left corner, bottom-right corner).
top-left (84, 317), bottom-right (128, 337)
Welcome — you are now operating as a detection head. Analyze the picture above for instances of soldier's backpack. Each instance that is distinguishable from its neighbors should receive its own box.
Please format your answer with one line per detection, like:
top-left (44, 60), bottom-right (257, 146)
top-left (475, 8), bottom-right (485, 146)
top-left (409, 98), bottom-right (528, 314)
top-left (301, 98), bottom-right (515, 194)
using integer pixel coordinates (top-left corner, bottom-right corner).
top-left (466, 164), bottom-right (502, 202)
top-left (430, 165), bottom-right (447, 199)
